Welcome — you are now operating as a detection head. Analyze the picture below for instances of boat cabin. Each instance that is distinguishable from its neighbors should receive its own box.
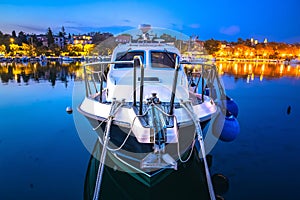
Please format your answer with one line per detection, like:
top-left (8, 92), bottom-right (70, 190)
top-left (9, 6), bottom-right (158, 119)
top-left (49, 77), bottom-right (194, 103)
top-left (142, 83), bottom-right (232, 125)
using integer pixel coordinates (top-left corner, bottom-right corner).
top-left (106, 43), bottom-right (189, 103)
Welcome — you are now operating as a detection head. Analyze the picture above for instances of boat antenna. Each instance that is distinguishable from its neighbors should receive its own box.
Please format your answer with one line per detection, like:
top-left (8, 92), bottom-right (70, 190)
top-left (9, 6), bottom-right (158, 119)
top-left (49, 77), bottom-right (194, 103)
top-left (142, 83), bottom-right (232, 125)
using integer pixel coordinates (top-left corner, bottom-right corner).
top-left (138, 24), bottom-right (152, 42)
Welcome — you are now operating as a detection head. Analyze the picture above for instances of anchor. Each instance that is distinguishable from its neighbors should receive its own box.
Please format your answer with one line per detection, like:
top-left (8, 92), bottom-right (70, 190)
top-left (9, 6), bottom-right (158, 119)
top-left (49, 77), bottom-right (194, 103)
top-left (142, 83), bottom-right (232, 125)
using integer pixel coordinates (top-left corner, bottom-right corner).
top-left (141, 93), bottom-right (177, 170)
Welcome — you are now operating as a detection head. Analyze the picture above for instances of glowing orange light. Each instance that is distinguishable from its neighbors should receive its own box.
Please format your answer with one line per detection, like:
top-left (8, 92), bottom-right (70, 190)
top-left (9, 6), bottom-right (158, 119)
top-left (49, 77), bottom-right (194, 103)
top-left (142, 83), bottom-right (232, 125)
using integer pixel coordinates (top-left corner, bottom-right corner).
top-left (234, 63), bottom-right (238, 74)
top-left (260, 74), bottom-right (264, 81)
top-left (280, 64), bottom-right (284, 74)
top-left (261, 64), bottom-right (265, 72)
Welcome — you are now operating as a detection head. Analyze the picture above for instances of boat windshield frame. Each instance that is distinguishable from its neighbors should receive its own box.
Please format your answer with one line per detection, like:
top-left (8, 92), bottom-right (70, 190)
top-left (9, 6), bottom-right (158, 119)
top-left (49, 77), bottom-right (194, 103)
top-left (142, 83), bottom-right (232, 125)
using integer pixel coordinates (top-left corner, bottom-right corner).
top-left (150, 50), bottom-right (178, 69)
top-left (114, 50), bottom-right (145, 69)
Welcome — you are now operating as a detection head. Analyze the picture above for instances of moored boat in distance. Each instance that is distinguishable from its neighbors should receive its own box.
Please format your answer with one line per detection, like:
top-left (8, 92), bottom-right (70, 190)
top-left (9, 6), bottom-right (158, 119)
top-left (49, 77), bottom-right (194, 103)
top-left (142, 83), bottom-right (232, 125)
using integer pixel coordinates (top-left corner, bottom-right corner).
top-left (60, 56), bottom-right (74, 63)
top-left (289, 58), bottom-right (300, 65)
top-left (77, 26), bottom-right (240, 200)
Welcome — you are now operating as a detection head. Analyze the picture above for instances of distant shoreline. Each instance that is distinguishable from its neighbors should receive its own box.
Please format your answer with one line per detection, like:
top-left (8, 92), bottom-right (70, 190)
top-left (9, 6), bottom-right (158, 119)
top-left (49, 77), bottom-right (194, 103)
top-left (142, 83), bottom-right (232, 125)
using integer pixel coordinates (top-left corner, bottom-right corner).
top-left (0, 56), bottom-right (298, 65)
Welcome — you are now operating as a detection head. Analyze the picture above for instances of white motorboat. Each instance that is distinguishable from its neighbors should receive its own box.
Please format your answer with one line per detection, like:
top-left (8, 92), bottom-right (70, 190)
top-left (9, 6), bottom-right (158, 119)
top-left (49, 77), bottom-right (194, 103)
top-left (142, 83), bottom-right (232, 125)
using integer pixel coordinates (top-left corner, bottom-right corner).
top-left (78, 26), bottom-right (239, 200)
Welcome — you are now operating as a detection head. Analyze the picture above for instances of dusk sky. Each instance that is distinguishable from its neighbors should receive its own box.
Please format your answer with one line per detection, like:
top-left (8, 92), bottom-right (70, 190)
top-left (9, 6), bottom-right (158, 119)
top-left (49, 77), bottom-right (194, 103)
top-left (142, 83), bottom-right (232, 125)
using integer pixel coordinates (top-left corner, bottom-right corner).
top-left (1, 0), bottom-right (300, 43)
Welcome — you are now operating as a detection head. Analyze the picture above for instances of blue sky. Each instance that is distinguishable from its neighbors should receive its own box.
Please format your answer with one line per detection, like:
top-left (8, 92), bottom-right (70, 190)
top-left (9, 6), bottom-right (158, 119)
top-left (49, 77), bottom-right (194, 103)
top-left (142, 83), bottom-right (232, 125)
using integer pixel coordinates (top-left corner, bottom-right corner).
top-left (0, 0), bottom-right (300, 43)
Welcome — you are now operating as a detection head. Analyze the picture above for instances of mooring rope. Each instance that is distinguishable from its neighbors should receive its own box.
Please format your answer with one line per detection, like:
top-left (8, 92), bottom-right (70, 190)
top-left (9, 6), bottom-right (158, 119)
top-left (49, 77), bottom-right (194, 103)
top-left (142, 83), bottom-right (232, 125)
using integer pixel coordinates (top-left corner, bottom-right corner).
top-left (92, 100), bottom-right (203, 200)
top-left (92, 100), bottom-right (124, 200)
top-left (94, 104), bottom-right (153, 152)
top-left (92, 101), bottom-right (198, 163)
top-left (180, 100), bottom-right (216, 200)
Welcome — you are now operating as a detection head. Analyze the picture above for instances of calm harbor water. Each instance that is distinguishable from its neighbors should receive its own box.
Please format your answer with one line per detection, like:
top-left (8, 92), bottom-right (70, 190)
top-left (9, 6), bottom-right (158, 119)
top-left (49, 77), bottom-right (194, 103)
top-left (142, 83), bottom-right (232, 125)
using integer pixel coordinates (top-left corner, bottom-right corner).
top-left (0, 61), bottom-right (300, 200)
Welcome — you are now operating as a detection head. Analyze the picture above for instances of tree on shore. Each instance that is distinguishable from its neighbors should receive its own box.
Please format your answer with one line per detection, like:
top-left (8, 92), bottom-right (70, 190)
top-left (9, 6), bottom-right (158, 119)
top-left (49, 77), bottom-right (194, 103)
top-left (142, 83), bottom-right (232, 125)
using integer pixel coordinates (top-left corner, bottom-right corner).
top-left (49, 44), bottom-right (61, 56)
top-left (204, 39), bottom-right (221, 55)
top-left (0, 32), bottom-right (11, 53)
top-left (0, 44), bottom-right (6, 54)
top-left (46, 27), bottom-right (54, 47)
top-left (12, 31), bottom-right (16, 38)
top-left (92, 32), bottom-right (113, 44)
top-left (17, 31), bottom-right (28, 45)
top-left (58, 26), bottom-right (66, 37)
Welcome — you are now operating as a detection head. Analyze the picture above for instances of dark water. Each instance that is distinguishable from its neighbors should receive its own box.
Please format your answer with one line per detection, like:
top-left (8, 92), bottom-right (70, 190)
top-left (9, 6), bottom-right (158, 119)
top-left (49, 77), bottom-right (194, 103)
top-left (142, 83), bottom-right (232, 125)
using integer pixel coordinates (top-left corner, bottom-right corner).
top-left (212, 62), bottom-right (300, 200)
top-left (0, 61), bottom-right (300, 200)
top-left (0, 62), bottom-right (89, 200)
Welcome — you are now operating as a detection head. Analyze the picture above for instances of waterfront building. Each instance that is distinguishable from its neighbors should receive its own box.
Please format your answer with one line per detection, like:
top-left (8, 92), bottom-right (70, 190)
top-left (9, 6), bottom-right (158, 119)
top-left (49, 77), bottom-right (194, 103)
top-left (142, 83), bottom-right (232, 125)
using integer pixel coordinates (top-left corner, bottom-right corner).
top-left (54, 36), bottom-right (65, 48)
top-left (72, 35), bottom-right (93, 45)
top-left (115, 35), bottom-right (131, 43)
top-left (36, 35), bottom-right (48, 47)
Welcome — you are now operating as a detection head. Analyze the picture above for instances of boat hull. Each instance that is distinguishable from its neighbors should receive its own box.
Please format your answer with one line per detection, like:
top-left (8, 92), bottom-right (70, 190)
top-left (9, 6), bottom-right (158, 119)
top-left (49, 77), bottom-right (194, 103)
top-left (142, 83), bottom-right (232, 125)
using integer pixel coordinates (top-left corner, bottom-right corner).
top-left (83, 115), bottom-right (210, 185)
top-left (84, 139), bottom-right (211, 200)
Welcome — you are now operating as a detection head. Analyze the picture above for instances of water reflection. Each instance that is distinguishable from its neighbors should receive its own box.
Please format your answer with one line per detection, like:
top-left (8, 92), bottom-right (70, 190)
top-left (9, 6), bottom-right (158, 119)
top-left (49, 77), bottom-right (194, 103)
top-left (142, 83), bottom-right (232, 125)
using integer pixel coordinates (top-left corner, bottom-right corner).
top-left (84, 140), bottom-right (228, 200)
top-left (0, 61), bottom-right (82, 87)
top-left (216, 61), bottom-right (300, 82)
top-left (1, 61), bottom-right (299, 87)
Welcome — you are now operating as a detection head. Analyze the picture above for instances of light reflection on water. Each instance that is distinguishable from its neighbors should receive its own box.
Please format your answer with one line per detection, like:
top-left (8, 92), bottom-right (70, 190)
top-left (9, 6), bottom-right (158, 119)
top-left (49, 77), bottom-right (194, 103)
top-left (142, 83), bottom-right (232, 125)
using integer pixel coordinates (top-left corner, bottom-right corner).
top-left (216, 61), bottom-right (300, 82)
top-left (0, 61), bottom-right (83, 86)
top-left (1, 61), bottom-right (299, 85)
top-left (0, 61), bottom-right (300, 200)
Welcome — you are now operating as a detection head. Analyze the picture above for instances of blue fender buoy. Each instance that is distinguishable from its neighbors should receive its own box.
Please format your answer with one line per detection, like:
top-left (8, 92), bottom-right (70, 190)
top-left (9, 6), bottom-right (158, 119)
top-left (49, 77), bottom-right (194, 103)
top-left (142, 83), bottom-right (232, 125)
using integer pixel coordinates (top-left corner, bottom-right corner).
top-left (223, 95), bottom-right (239, 118)
top-left (213, 111), bottom-right (240, 142)
top-left (216, 195), bottom-right (225, 200)
top-left (212, 173), bottom-right (230, 195)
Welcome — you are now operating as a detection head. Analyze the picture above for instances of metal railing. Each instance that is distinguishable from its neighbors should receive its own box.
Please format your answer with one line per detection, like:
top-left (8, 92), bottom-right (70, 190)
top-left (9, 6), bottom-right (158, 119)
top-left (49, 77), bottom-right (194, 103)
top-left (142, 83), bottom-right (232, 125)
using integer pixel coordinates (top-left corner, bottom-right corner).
top-left (83, 61), bottom-right (110, 101)
top-left (83, 58), bottom-right (224, 112)
top-left (82, 56), bottom-right (144, 113)
top-left (182, 62), bottom-right (226, 102)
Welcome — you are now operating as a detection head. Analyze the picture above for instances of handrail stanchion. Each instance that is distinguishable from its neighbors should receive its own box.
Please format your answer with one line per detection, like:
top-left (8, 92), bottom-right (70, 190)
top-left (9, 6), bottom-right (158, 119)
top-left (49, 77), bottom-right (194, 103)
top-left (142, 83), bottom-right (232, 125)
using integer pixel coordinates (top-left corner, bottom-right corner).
top-left (87, 74), bottom-right (92, 96)
top-left (169, 56), bottom-right (180, 115)
top-left (133, 56), bottom-right (144, 115)
top-left (133, 59), bottom-right (137, 107)
top-left (91, 73), bottom-right (98, 93)
top-left (201, 65), bottom-right (205, 103)
top-left (194, 72), bottom-right (201, 93)
top-left (139, 63), bottom-right (144, 115)
top-left (99, 62), bottom-right (104, 103)
top-left (83, 65), bottom-right (89, 97)
top-left (99, 70), bottom-right (103, 103)
top-left (99, 59), bottom-right (103, 103)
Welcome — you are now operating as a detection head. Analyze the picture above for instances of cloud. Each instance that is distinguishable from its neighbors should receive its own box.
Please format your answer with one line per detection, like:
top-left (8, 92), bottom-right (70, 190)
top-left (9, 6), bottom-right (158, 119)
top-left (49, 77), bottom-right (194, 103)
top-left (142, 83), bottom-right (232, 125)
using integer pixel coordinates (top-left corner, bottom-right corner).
top-left (16, 24), bottom-right (46, 33)
top-left (61, 25), bottom-right (136, 35)
top-left (220, 25), bottom-right (240, 36)
top-left (189, 24), bottom-right (201, 29)
top-left (123, 19), bottom-right (131, 23)
top-left (63, 21), bottom-right (83, 26)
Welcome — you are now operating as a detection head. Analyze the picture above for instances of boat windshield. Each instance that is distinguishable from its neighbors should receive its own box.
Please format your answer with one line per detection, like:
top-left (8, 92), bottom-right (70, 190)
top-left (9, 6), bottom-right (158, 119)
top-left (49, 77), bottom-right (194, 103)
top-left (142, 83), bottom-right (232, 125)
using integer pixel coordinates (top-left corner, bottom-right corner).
top-left (151, 51), bottom-right (177, 68)
top-left (114, 51), bottom-right (144, 68)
